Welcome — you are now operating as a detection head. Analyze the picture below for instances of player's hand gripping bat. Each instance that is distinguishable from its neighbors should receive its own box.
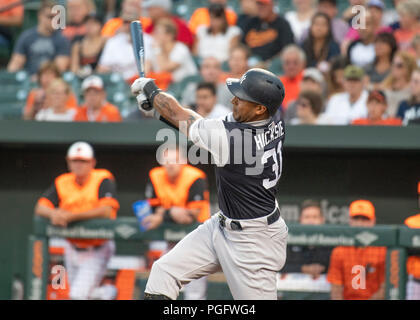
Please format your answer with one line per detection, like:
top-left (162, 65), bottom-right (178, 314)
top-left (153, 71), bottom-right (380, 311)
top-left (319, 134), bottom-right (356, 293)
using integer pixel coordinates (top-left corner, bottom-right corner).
top-left (130, 20), bottom-right (153, 111)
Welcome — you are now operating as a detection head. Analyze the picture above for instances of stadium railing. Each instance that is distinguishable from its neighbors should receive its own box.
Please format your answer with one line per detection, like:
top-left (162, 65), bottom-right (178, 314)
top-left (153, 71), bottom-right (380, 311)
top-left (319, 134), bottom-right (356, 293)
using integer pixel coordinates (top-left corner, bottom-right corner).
top-left (27, 216), bottom-right (420, 300)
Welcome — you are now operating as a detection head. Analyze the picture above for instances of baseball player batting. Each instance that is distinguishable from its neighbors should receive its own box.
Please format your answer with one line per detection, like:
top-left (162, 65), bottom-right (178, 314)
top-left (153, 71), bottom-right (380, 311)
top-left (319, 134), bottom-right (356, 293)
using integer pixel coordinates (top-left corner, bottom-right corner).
top-left (131, 68), bottom-right (288, 300)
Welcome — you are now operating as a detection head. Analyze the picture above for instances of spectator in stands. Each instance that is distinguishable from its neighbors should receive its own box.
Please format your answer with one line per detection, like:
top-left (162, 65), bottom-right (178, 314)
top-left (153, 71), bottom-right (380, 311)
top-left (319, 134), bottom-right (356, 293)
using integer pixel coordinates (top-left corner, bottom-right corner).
top-left (224, 44), bottom-right (251, 79)
top-left (381, 51), bottom-right (417, 116)
top-left (217, 45), bottom-right (251, 107)
top-left (342, 0), bottom-right (367, 24)
top-left (148, 18), bottom-right (197, 86)
top-left (347, 10), bottom-right (377, 69)
top-left (71, 13), bottom-right (106, 78)
top-left (341, 1), bottom-right (391, 55)
top-left (7, 1), bottom-right (71, 76)
top-left (324, 65), bottom-right (368, 124)
top-left (327, 200), bottom-right (387, 300)
top-left (101, 0), bottom-right (152, 38)
top-left (97, 11), bottom-right (151, 83)
top-left (240, 0), bottom-right (294, 62)
top-left (282, 200), bottom-right (333, 279)
top-left (143, 0), bottom-right (194, 49)
top-left (301, 12), bottom-right (340, 70)
top-left (366, 32), bottom-right (398, 88)
top-left (194, 3), bottom-right (241, 63)
top-left (62, 0), bottom-right (95, 42)
top-left (326, 55), bottom-right (347, 98)
top-left (279, 45), bottom-right (307, 109)
top-left (0, 0), bottom-right (24, 52)
top-left (194, 82), bottom-right (230, 119)
top-left (35, 141), bottom-right (119, 300)
top-left (352, 89), bottom-right (402, 125)
top-left (396, 68), bottom-right (420, 125)
top-left (181, 56), bottom-right (228, 108)
top-left (236, 0), bottom-right (258, 31)
top-left (285, 67), bottom-right (327, 123)
top-left (23, 61), bottom-right (78, 120)
top-left (74, 75), bottom-right (122, 122)
top-left (404, 188), bottom-right (420, 300)
top-left (142, 145), bottom-right (210, 299)
top-left (290, 90), bottom-right (331, 125)
top-left (285, 0), bottom-right (317, 44)
top-left (394, 0), bottom-right (420, 51)
top-left (35, 79), bottom-right (76, 122)
top-left (188, 0), bottom-right (237, 35)
top-left (383, 0), bottom-right (404, 26)
top-left (412, 35), bottom-right (420, 67)
top-left (315, 0), bottom-right (349, 45)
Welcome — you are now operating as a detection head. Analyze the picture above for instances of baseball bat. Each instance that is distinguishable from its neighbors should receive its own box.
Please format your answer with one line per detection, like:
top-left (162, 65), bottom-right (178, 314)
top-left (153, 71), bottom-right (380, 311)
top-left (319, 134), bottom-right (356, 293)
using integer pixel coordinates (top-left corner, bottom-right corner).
top-left (130, 20), bottom-right (153, 111)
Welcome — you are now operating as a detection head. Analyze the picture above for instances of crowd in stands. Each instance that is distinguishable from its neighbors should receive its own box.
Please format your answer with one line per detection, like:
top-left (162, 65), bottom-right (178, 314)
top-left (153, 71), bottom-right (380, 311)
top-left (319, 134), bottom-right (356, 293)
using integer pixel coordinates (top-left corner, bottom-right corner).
top-left (0, 0), bottom-right (420, 125)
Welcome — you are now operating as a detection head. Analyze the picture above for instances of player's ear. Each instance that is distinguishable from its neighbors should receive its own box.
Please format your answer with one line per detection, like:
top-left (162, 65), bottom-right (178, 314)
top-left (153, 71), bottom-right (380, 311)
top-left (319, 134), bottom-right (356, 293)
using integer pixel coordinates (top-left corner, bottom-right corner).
top-left (255, 104), bottom-right (267, 116)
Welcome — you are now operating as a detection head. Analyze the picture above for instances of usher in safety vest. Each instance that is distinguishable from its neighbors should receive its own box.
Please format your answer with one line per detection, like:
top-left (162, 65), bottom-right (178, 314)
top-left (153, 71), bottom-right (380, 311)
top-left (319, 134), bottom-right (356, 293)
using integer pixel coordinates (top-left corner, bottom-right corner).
top-left (148, 165), bottom-right (210, 223)
top-left (55, 169), bottom-right (119, 248)
top-left (405, 214), bottom-right (420, 279)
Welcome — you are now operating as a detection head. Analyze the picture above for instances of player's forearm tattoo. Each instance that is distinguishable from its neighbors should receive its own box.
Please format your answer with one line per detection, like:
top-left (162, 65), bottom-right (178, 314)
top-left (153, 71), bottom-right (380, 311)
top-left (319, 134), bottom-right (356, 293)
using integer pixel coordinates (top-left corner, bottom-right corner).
top-left (154, 93), bottom-right (176, 118)
top-left (154, 92), bottom-right (201, 132)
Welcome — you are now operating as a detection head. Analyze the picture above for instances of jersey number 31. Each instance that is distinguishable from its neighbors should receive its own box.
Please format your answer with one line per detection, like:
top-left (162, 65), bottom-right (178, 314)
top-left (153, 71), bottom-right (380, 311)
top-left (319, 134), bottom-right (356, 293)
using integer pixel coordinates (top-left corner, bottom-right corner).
top-left (261, 143), bottom-right (282, 189)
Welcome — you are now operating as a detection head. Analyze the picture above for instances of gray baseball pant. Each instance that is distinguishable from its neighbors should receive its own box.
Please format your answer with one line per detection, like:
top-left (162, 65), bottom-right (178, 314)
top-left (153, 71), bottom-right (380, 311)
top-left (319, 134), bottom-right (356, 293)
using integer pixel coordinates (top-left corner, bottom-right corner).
top-left (145, 211), bottom-right (288, 300)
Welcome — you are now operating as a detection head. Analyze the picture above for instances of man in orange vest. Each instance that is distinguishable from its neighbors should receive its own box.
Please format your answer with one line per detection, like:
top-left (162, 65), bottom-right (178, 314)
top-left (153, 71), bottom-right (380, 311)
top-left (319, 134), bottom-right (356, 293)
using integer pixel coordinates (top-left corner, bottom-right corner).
top-left (327, 200), bottom-right (387, 300)
top-left (404, 181), bottom-right (420, 300)
top-left (35, 141), bottom-right (120, 300)
top-left (141, 145), bottom-right (210, 300)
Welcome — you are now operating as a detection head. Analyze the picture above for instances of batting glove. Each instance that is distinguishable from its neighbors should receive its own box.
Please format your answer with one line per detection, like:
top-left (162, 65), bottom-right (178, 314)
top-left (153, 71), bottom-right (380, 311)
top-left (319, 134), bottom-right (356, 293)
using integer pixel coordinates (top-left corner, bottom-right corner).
top-left (130, 77), bottom-right (153, 95)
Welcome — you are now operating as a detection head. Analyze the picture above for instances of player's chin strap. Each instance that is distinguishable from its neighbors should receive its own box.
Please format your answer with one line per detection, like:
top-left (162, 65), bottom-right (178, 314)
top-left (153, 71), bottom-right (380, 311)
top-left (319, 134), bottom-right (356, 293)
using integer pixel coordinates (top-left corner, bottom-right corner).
top-left (144, 293), bottom-right (172, 300)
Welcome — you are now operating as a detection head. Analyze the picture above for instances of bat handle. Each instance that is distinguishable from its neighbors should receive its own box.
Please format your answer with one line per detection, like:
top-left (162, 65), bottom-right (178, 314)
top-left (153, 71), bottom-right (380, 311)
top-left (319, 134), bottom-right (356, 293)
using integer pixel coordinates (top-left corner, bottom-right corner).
top-left (141, 100), bottom-right (153, 111)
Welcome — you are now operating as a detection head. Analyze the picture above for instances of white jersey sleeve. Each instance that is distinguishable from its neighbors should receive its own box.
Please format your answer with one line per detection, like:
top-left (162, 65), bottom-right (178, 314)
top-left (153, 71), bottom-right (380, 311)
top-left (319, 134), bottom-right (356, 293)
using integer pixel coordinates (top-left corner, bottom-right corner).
top-left (188, 118), bottom-right (230, 167)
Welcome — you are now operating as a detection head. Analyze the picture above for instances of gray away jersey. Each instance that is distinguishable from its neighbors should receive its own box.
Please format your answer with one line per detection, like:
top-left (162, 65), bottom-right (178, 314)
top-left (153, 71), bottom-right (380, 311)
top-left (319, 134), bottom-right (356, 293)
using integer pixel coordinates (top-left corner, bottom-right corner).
top-left (189, 110), bottom-right (285, 220)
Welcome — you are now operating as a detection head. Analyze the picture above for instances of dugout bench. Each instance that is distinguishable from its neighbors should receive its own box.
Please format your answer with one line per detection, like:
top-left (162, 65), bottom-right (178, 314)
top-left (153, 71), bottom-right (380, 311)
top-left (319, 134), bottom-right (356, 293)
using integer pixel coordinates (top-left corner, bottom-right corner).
top-left (27, 216), bottom-right (420, 300)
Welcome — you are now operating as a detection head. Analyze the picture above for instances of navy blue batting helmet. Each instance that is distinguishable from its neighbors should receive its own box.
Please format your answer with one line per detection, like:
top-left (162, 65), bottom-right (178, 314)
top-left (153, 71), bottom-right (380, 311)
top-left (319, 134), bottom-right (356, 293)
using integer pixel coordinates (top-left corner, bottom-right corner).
top-left (226, 68), bottom-right (285, 115)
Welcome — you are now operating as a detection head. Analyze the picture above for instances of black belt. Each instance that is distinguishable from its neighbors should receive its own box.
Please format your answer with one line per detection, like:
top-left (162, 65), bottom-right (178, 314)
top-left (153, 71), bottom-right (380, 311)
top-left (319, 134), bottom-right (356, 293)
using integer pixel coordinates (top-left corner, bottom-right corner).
top-left (218, 208), bottom-right (280, 231)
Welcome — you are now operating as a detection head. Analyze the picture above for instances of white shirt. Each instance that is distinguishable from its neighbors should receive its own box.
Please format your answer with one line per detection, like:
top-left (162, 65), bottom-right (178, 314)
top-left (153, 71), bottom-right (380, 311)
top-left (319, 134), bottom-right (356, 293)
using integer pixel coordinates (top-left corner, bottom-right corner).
top-left (285, 11), bottom-right (311, 43)
top-left (99, 32), bottom-right (152, 81)
top-left (35, 108), bottom-right (76, 122)
top-left (196, 25), bottom-right (241, 62)
top-left (289, 113), bottom-right (334, 125)
top-left (349, 42), bottom-right (375, 68)
top-left (206, 103), bottom-right (230, 119)
top-left (324, 90), bottom-right (368, 125)
top-left (150, 42), bottom-right (197, 83)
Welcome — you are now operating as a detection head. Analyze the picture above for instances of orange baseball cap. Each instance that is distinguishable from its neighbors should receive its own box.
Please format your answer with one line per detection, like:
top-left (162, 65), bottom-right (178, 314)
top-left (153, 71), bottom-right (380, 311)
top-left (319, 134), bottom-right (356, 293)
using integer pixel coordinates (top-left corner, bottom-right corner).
top-left (256, 0), bottom-right (273, 4)
top-left (349, 200), bottom-right (375, 220)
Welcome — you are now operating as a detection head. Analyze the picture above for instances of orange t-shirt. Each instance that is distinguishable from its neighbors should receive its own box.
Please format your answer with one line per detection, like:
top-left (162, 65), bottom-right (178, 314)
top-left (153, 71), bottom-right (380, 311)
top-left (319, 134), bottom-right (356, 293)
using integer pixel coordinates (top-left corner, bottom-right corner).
top-left (279, 71), bottom-right (304, 109)
top-left (327, 246), bottom-right (387, 300)
top-left (394, 27), bottom-right (420, 51)
top-left (188, 7), bottom-right (237, 34)
top-left (74, 103), bottom-right (122, 122)
top-left (0, 0), bottom-right (24, 19)
top-left (102, 16), bottom-right (152, 37)
top-left (147, 165), bottom-right (210, 223)
top-left (351, 118), bottom-right (402, 126)
top-left (24, 89), bottom-right (78, 115)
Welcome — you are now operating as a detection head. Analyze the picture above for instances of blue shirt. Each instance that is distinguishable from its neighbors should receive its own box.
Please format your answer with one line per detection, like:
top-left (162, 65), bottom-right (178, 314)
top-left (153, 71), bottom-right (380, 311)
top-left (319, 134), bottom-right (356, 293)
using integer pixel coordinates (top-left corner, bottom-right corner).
top-left (13, 27), bottom-right (70, 75)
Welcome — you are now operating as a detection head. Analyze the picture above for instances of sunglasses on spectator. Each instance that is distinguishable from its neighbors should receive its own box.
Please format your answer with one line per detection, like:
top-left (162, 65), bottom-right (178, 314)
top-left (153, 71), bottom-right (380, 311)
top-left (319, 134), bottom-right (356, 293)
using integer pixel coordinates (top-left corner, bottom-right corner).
top-left (392, 62), bottom-right (404, 69)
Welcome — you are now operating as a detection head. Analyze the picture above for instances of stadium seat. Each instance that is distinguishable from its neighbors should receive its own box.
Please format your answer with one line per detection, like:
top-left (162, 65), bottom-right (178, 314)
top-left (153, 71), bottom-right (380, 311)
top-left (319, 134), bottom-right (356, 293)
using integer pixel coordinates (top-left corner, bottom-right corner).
top-left (267, 57), bottom-right (284, 77)
top-left (166, 74), bottom-right (202, 101)
top-left (0, 70), bottom-right (30, 119)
